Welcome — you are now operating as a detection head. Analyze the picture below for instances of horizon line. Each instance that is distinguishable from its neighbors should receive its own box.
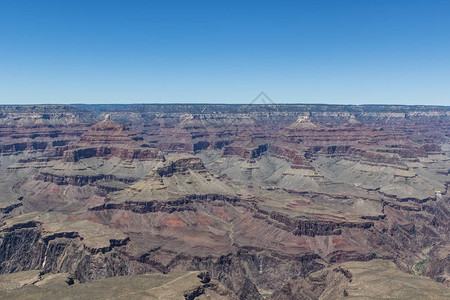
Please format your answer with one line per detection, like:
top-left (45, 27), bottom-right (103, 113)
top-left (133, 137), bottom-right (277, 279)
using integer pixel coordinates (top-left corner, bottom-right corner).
top-left (0, 102), bottom-right (449, 107)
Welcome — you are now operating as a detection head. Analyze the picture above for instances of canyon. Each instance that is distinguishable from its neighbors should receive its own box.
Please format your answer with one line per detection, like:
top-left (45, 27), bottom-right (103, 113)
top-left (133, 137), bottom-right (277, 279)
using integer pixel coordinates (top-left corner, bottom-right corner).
top-left (0, 104), bottom-right (449, 299)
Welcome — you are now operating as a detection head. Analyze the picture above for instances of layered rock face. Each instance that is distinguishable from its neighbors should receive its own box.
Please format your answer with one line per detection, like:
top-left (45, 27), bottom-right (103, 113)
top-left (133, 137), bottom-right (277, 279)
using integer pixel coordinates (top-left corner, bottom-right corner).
top-left (0, 104), bottom-right (449, 299)
top-left (0, 105), bottom-right (94, 156)
top-left (62, 117), bottom-right (163, 162)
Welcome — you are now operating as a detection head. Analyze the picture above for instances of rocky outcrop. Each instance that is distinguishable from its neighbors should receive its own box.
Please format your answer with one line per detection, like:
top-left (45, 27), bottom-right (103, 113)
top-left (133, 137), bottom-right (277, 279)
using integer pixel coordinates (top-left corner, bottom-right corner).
top-left (0, 203), bottom-right (22, 214)
top-left (223, 144), bottom-right (269, 159)
top-left (270, 145), bottom-right (314, 169)
top-left (269, 260), bottom-right (450, 300)
top-left (90, 194), bottom-right (240, 213)
top-left (156, 156), bottom-right (205, 177)
top-left (0, 216), bottom-right (132, 282)
top-left (266, 211), bottom-right (373, 237)
top-left (426, 245), bottom-right (450, 287)
top-left (36, 172), bottom-right (137, 186)
top-left (61, 118), bottom-right (164, 161)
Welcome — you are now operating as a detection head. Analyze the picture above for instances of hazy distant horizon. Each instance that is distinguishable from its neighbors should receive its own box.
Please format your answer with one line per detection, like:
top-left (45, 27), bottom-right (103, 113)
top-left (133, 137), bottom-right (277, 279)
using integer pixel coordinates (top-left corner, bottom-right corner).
top-left (0, 95), bottom-right (448, 107)
top-left (0, 101), bottom-right (449, 107)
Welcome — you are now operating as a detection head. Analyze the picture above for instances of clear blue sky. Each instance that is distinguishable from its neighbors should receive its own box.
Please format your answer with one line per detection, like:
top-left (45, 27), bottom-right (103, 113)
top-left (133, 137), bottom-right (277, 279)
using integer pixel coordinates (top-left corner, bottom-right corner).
top-left (0, 0), bottom-right (449, 105)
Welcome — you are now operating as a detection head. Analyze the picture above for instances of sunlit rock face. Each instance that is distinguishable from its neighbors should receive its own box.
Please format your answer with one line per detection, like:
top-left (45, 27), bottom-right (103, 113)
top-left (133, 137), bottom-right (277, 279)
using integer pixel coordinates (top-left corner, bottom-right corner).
top-left (0, 104), bottom-right (449, 299)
